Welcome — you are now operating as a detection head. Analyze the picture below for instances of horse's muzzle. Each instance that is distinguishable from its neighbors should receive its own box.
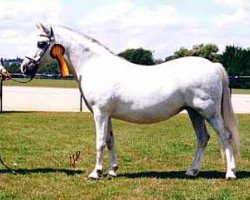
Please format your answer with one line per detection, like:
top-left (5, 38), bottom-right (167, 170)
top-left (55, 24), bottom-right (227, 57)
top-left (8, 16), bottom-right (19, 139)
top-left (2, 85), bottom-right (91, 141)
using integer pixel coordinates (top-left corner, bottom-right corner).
top-left (21, 58), bottom-right (38, 78)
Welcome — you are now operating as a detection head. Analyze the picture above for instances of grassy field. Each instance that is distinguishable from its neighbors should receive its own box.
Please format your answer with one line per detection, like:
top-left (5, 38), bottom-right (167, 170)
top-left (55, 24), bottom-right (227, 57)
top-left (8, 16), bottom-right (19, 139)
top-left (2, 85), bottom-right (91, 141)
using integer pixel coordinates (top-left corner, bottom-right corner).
top-left (0, 112), bottom-right (249, 199)
top-left (3, 78), bottom-right (78, 88)
top-left (232, 89), bottom-right (250, 94)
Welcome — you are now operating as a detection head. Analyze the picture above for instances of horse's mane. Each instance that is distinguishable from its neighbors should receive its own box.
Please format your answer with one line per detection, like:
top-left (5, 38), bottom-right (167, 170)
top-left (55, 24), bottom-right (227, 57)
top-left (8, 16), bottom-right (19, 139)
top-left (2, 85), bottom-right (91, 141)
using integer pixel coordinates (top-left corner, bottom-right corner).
top-left (57, 25), bottom-right (114, 54)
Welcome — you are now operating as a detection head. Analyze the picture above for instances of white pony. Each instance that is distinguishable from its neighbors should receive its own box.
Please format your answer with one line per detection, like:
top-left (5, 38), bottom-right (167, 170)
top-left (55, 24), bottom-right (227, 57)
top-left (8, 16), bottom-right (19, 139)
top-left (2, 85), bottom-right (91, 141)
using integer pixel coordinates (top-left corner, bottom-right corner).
top-left (21, 23), bottom-right (239, 179)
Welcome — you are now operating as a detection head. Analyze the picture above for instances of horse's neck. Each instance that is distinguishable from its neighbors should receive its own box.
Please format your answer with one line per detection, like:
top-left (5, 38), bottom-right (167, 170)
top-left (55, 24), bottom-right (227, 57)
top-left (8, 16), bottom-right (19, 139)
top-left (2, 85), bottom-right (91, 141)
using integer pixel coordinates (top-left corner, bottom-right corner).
top-left (54, 27), bottom-right (111, 78)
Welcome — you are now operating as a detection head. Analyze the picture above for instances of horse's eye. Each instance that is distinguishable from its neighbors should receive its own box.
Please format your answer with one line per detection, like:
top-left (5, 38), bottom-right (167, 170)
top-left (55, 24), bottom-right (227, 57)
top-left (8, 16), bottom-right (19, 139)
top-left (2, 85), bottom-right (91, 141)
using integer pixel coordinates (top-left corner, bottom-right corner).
top-left (37, 41), bottom-right (48, 49)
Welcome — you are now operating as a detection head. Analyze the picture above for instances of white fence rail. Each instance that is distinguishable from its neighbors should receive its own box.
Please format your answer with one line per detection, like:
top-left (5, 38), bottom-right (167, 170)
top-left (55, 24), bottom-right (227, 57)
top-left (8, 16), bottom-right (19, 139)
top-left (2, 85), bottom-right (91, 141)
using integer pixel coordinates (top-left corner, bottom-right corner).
top-left (1, 78), bottom-right (250, 113)
top-left (0, 79), bottom-right (87, 112)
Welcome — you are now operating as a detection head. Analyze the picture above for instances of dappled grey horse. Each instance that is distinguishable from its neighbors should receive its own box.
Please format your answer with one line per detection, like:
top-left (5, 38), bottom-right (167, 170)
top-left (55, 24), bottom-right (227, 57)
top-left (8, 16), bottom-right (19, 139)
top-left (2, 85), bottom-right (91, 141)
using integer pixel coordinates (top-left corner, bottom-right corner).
top-left (21, 23), bottom-right (239, 179)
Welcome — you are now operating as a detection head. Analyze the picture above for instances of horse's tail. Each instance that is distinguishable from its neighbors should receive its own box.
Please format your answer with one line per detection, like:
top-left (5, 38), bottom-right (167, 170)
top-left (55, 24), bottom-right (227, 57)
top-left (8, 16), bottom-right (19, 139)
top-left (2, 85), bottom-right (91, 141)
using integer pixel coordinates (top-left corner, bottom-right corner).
top-left (218, 65), bottom-right (240, 158)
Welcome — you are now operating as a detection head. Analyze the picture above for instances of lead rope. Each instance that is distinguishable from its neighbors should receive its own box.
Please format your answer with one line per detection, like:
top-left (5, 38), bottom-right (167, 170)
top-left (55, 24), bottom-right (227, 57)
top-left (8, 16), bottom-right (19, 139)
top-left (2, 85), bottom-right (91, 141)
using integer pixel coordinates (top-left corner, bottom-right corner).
top-left (9, 76), bottom-right (34, 83)
top-left (0, 77), bottom-right (17, 174)
top-left (0, 75), bottom-right (32, 174)
top-left (1, 74), bottom-right (32, 174)
top-left (0, 147), bottom-right (16, 174)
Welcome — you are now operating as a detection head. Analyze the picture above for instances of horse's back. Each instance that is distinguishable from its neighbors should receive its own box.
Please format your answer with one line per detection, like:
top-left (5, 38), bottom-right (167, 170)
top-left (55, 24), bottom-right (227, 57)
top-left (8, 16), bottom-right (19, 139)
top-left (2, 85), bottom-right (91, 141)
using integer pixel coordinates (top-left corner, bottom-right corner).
top-left (116, 56), bottom-right (220, 80)
top-left (115, 56), bottom-right (222, 93)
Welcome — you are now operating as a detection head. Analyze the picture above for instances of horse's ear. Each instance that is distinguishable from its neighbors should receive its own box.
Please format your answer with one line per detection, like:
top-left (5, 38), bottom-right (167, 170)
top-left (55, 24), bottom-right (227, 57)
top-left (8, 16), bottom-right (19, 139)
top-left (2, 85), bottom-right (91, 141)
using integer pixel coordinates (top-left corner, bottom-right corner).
top-left (36, 22), bottom-right (50, 34)
top-left (36, 22), bottom-right (41, 30)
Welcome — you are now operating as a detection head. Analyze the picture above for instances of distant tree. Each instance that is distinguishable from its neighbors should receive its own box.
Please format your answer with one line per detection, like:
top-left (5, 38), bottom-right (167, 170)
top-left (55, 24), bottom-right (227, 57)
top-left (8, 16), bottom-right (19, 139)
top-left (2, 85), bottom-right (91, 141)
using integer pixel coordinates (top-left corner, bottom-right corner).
top-left (118, 48), bottom-right (155, 65)
top-left (165, 43), bottom-right (221, 63)
top-left (7, 63), bottom-right (21, 73)
top-left (165, 55), bottom-right (176, 62)
top-left (38, 62), bottom-right (60, 74)
top-left (174, 47), bottom-right (193, 58)
top-left (6, 61), bottom-right (60, 74)
top-left (192, 44), bottom-right (221, 62)
top-left (222, 45), bottom-right (250, 76)
top-left (154, 59), bottom-right (164, 64)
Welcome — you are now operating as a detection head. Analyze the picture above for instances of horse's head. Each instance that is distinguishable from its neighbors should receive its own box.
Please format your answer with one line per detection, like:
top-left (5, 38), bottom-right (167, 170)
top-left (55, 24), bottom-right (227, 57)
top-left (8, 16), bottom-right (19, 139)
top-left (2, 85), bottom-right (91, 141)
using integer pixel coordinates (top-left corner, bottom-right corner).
top-left (21, 23), bottom-right (55, 77)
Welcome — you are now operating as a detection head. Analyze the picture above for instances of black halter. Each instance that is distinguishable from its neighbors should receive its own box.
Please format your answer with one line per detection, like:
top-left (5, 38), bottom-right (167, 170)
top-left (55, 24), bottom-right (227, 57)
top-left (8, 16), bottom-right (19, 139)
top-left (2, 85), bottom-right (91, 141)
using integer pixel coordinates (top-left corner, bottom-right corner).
top-left (25, 27), bottom-right (54, 67)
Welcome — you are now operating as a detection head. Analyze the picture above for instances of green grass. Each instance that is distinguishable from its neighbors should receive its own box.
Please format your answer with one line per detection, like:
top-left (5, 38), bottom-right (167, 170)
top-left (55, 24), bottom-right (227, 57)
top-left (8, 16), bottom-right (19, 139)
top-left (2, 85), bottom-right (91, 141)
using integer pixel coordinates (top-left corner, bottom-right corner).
top-left (232, 88), bottom-right (250, 94)
top-left (3, 79), bottom-right (78, 88)
top-left (0, 112), bottom-right (250, 199)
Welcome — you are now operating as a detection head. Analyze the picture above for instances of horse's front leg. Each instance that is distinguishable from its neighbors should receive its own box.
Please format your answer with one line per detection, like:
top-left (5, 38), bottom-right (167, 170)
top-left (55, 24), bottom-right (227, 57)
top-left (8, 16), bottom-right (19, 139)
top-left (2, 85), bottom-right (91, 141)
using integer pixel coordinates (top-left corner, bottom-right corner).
top-left (107, 119), bottom-right (118, 177)
top-left (88, 109), bottom-right (109, 179)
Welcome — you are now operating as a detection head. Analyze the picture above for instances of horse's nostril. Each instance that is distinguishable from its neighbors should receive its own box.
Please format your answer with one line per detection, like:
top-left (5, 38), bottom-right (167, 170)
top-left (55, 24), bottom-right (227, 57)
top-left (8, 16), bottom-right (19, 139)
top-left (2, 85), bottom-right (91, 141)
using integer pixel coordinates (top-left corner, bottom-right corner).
top-left (21, 62), bottom-right (36, 77)
top-left (23, 66), bottom-right (27, 72)
top-left (21, 65), bottom-right (27, 74)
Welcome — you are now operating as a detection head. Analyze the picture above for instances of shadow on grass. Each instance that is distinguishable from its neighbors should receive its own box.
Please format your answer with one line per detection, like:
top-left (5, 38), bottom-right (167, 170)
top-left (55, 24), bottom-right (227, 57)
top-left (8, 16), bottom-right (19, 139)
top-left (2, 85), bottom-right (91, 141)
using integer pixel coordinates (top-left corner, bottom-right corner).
top-left (0, 168), bottom-right (84, 176)
top-left (119, 170), bottom-right (250, 179)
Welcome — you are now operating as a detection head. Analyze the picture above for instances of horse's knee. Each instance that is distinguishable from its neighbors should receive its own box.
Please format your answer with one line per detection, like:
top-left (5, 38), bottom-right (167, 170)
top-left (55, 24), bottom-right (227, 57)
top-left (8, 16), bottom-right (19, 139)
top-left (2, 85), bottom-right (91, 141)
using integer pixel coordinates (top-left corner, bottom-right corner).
top-left (96, 142), bottom-right (106, 151)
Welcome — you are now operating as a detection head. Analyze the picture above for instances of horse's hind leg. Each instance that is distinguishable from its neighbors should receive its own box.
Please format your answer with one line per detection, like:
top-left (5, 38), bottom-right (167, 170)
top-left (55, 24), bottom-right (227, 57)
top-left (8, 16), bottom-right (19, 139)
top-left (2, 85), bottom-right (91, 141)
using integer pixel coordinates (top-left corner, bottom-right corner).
top-left (106, 119), bottom-right (118, 177)
top-left (207, 115), bottom-right (236, 179)
top-left (186, 108), bottom-right (210, 177)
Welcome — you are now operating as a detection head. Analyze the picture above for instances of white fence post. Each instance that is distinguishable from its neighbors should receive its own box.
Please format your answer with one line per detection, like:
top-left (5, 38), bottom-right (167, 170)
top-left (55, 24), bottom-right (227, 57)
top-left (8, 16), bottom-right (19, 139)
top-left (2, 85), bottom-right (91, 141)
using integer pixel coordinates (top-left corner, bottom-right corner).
top-left (0, 79), bottom-right (2, 112)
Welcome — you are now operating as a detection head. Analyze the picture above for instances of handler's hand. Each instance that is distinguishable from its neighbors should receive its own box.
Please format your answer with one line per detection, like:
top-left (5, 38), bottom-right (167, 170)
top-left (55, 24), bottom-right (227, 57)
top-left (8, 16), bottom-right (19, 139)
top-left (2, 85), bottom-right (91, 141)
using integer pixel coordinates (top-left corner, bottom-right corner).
top-left (0, 68), bottom-right (11, 81)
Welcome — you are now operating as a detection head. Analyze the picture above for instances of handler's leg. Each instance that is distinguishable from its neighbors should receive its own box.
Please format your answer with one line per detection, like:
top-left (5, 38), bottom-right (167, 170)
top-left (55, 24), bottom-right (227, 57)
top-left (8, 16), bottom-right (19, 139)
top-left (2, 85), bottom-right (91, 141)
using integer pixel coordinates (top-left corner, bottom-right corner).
top-left (186, 108), bottom-right (210, 177)
top-left (107, 119), bottom-right (118, 177)
top-left (88, 108), bottom-right (109, 179)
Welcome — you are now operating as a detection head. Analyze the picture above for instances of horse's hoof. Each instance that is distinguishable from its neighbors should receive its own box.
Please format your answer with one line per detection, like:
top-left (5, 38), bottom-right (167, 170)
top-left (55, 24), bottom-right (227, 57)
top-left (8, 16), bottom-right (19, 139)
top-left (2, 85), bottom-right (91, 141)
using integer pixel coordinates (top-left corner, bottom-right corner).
top-left (107, 165), bottom-right (118, 177)
top-left (88, 169), bottom-right (102, 180)
top-left (185, 169), bottom-right (199, 177)
top-left (226, 171), bottom-right (236, 179)
top-left (108, 170), bottom-right (117, 177)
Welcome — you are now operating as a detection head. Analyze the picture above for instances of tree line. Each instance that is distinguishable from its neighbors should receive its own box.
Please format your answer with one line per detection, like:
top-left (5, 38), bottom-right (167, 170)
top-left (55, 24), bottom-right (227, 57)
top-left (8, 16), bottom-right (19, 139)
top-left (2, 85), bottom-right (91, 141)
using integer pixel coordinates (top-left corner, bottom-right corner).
top-left (119, 44), bottom-right (250, 77)
top-left (6, 44), bottom-right (250, 79)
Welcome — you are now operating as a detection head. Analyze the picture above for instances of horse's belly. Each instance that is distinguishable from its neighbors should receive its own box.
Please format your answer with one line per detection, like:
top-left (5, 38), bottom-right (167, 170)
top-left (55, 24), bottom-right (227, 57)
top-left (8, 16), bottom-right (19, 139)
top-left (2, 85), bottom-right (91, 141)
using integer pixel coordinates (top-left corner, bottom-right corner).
top-left (111, 103), bottom-right (183, 124)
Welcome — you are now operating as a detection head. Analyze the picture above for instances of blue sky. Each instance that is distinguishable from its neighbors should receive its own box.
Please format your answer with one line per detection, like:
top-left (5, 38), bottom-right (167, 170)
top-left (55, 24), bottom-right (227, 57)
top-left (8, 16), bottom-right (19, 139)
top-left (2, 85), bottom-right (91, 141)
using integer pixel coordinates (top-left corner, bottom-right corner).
top-left (1, 0), bottom-right (250, 59)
